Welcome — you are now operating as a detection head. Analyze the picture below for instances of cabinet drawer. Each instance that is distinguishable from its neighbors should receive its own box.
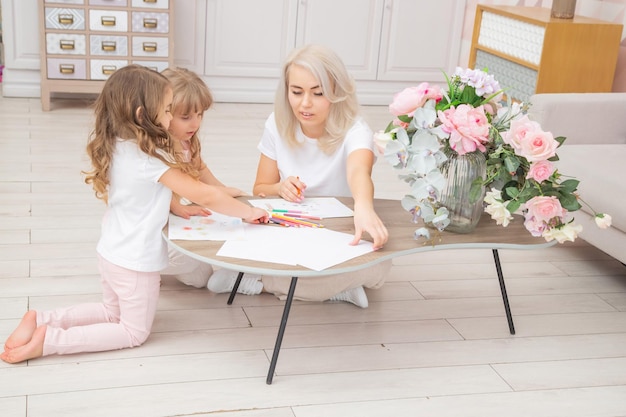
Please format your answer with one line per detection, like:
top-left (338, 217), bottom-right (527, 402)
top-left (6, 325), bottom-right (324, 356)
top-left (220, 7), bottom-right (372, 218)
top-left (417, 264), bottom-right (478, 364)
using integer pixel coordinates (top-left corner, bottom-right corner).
top-left (131, 12), bottom-right (169, 33)
top-left (44, 7), bottom-right (85, 30)
top-left (45, 0), bottom-right (84, 4)
top-left (132, 60), bottom-right (169, 72)
top-left (47, 58), bottom-right (87, 79)
top-left (478, 11), bottom-right (545, 66)
top-left (90, 59), bottom-right (128, 80)
top-left (46, 33), bottom-right (87, 55)
top-left (90, 35), bottom-right (129, 56)
top-left (89, 9), bottom-right (128, 32)
top-left (88, 0), bottom-right (127, 6)
top-left (131, 0), bottom-right (168, 10)
top-left (131, 36), bottom-right (168, 57)
top-left (474, 50), bottom-right (537, 103)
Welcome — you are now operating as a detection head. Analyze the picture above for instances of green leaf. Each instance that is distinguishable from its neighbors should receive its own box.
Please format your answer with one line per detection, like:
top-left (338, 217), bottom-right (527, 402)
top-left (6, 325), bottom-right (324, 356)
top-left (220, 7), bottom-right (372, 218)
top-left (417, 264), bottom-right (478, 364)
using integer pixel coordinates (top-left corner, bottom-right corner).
top-left (506, 200), bottom-right (521, 214)
top-left (397, 114), bottom-right (412, 123)
top-left (505, 186), bottom-right (519, 199)
top-left (503, 155), bottom-right (520, 174)
top-left (559, 192), bottom-right (582, 211)
top-left (559, 179), bottom-right (579, 193)
top-left (469, 179), bottom-right (484, 203)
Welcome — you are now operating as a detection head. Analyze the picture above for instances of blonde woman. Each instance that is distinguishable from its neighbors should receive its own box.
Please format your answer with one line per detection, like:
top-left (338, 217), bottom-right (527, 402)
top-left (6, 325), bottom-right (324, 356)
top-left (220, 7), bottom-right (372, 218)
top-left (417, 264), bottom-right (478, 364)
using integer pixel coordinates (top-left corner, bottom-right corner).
top-left (207, 45), bottom-right (391, 308)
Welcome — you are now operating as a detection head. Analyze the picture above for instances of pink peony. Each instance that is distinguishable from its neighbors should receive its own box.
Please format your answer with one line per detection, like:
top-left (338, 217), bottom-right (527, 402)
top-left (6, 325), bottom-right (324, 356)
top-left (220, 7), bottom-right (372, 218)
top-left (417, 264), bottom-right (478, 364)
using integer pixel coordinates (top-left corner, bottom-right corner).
top-left (389, 83), bottom-right (443, 117)
top-left (437, 104), bottom-right (490, 155)
top-left (524, 196), bottom-right (566, 223)
top-left (526, 160), bottom-right (555, 182)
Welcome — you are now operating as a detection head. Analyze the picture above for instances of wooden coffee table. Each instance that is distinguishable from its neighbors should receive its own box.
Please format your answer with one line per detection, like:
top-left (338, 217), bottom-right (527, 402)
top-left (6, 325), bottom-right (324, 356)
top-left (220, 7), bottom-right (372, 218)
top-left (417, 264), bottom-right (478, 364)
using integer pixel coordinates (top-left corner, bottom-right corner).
top-left (165, 197), bottom-right (555, 384)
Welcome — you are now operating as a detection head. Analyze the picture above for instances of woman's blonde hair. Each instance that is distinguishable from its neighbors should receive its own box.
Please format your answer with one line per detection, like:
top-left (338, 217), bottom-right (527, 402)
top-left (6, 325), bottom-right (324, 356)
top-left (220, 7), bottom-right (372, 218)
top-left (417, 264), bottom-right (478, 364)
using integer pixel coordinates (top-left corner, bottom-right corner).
top-left (161, 67), bottom-right (214, 175)
top-left (274, 44), bottom-right (359, 154)
top-left (83, 65), bottom-right (180, 203)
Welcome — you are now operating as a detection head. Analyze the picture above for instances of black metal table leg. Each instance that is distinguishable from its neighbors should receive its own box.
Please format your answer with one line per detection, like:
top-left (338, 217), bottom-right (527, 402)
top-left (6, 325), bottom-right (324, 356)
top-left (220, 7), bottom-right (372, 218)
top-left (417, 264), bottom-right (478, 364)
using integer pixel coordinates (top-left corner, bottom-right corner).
top-left (227, 271), bottom-right (245, 305)
top-left (266, 276), bottom-right (298, 384)
top-left (492, 249), bottom-right (515, 335)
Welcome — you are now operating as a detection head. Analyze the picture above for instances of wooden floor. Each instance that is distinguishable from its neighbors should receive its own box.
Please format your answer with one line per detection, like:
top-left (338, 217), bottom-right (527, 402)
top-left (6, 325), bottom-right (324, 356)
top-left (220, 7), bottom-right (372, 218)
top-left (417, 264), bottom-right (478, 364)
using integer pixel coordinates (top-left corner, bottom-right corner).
top-left (1, 92), bottom-right (626, 417)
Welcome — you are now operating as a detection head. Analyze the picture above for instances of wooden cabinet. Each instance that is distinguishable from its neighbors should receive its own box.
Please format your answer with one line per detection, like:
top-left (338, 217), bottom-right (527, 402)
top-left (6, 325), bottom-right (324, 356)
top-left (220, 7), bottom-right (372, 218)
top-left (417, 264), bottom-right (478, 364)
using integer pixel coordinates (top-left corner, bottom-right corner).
top-left (469, 5), bottom-right (623, 103)
top-left (38, 0), bottom-right (174, 110)
top-left (203, 0), bottom-right (465, 104)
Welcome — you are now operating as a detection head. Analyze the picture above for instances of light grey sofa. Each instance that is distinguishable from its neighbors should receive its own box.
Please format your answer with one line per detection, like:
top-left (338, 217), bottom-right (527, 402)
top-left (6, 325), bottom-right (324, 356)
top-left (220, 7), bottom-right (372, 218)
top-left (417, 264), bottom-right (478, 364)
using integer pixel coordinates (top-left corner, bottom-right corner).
top-left (528, 93), bottom-right (626, 264)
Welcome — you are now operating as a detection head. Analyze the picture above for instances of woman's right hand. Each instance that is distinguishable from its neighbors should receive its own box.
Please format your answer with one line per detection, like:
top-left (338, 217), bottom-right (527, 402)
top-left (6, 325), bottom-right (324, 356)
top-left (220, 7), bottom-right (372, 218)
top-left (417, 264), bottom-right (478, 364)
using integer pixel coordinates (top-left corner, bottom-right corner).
top-left (279, 176), bottom-right (306, 202)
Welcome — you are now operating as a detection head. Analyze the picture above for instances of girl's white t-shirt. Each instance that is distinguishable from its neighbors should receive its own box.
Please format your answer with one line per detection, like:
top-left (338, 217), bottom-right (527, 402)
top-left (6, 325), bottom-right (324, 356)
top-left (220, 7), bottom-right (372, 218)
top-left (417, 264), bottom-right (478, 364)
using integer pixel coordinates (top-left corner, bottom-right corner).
top-left (257, 113), bottom-right (375, 197)
top-left (96, 139), bottom-right (172, 272)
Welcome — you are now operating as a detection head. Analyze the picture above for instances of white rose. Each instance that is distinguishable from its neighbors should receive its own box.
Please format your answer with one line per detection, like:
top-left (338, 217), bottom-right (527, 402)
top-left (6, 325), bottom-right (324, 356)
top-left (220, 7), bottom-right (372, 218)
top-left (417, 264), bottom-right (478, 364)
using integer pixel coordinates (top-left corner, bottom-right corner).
top-left (595, 213), bottom-right (612, 229)
top-left (484, 198), bottom-right (513, 227)
top-left (542, 222), bottom-right (583, 243)
top-left (373, 130), bottom-right (395, 156)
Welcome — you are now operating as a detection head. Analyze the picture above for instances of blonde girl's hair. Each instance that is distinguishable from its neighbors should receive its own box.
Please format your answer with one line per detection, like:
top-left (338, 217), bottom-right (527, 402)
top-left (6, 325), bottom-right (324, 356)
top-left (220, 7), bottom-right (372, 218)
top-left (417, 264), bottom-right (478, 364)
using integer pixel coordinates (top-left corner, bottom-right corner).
top-left (83, 64), bottom-right (179, 203)
top-left (274, 44), bottom-right (359, 154)
top-left (161, 67), bottom-right (213, 174)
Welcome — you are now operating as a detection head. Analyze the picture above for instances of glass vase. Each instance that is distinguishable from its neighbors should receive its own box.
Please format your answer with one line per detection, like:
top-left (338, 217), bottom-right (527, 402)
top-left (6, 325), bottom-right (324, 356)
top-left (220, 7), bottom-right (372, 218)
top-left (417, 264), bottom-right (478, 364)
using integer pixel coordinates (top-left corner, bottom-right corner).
top-left (438, 149), bottom-right (487, 234)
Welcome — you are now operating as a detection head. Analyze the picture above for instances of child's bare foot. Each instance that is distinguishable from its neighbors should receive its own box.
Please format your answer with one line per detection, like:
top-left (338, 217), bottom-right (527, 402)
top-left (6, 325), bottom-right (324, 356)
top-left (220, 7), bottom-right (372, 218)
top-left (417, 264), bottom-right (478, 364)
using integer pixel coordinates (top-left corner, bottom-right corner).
top-left (1, 325), bottom-right (46, 364)
top-left (4, 310), bottom-right (37, 351)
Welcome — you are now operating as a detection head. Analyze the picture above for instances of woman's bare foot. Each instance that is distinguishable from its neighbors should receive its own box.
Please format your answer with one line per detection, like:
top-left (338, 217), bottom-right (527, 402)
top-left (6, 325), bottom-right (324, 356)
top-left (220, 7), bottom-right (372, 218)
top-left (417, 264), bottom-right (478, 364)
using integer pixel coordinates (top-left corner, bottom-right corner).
top-left (1, 325), bottom-right (46, 364)
top-left (4, 310), bottom-right (37, 351)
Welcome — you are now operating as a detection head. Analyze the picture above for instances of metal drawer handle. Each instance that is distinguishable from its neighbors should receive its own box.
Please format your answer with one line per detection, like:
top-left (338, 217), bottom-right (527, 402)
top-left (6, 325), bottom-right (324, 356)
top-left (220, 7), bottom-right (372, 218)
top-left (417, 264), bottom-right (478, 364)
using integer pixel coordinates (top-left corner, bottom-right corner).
top-left (143, 18), bottom-right (158, 29)
top-left (58, 14), bottom-right (74, 25)
top-left (59, 64), bottom-right (75, 74)
top-left (60, 40), bottom-right (75, 50)
top-left (142, 42), bottom-right (157, 53)
top-left (101, 16), bottom-right (117, 26)
top-left (101, 41), bottom-right (117, 52)
top-left (143, 0), bottom-right (157, 3)
top-left (102, 65), bottom-right (117, 75)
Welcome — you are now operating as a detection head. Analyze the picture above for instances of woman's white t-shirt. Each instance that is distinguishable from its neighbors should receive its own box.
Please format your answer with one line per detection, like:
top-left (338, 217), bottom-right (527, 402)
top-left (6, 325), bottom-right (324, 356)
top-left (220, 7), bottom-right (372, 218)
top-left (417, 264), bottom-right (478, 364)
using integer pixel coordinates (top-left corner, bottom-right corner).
top-left (96, 139), bottom-right (172, 272)
top-left (257, 113), bottom-right (375, 197)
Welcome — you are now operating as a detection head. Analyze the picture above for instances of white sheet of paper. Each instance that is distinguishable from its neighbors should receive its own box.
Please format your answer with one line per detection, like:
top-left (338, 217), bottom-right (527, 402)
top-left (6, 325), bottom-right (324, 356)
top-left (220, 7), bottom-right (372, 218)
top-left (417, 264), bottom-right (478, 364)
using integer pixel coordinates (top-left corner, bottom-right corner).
top-left (168, 212), bottom-right (245, 241)
top-left (216, 224), bottom-right (374, 271)
top-left (248, 197), bottom-right (354, 218)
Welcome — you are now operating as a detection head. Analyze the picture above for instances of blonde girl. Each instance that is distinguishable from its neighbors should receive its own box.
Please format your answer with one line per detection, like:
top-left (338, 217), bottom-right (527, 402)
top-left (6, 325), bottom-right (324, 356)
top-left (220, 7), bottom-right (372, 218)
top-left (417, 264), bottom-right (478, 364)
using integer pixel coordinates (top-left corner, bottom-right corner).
top-left (1, 65), bottom-right (268, 364)
top-left (160, 67), bottom-right (245, 288)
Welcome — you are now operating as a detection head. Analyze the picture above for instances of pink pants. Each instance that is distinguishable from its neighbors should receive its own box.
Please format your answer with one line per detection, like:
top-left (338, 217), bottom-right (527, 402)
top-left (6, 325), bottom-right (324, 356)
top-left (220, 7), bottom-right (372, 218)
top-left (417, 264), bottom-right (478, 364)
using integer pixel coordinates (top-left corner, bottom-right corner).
top-left (38, 255), bottom-right (161, 356)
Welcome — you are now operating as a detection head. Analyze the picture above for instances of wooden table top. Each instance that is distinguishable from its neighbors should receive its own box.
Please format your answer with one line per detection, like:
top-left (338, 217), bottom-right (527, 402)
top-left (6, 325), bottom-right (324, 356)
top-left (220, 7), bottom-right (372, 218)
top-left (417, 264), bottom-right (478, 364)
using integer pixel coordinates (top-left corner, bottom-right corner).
top-left (164, 197), bottom-right (555, 278)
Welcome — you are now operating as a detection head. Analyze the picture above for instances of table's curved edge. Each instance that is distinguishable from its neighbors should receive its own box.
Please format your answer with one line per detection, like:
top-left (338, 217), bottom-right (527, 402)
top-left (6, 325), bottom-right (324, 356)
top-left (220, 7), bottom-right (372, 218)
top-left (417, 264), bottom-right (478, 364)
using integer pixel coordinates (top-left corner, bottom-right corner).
top-left (163, 230), bottom-right (557, 278)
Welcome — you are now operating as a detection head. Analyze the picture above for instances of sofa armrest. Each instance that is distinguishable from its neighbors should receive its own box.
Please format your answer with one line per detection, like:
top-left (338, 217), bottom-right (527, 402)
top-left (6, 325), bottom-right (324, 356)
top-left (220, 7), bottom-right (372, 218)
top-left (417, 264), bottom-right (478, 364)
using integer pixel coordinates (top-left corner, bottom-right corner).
top-left (528, 93), bottom-right (626, 145)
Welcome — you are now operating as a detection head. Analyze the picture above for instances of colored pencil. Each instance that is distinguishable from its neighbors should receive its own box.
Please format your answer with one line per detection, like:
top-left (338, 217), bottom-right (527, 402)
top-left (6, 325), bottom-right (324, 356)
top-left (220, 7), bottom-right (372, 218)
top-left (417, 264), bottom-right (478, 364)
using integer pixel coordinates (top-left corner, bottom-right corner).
top-left (271, 213), bottom-right (323, 228)
top-left (281, 213), bottom-right (321, 220)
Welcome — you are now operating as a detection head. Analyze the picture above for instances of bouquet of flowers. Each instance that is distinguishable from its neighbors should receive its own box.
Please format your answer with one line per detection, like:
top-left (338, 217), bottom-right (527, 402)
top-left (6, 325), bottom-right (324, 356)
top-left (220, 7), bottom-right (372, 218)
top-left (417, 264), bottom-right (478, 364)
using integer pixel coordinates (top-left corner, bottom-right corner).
top-left (374, 67), bottom-right (611, 243)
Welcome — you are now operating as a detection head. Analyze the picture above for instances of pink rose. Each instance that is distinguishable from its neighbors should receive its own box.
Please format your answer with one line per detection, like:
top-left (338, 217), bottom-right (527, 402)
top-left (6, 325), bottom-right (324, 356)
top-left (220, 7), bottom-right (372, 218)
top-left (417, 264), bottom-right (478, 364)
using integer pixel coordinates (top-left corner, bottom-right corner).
top-left (526, 160), bottom-right (555, 182)
top-left (524, 196), bottom-right (566, 223)
top-left (389, 83), bottom-right (443, 117)
top-left (504, 115), bottom-right (559, 162)
top-left (595, 213), bottom-right (612, 229)
top-left (503, 115), bottom-right (539, 152)
top-left (523, 216), bottom-right (546, 237)
top-left (437, 104), bottom-right (490, 155)
top-left (518, 129), bottom-right (559, 162)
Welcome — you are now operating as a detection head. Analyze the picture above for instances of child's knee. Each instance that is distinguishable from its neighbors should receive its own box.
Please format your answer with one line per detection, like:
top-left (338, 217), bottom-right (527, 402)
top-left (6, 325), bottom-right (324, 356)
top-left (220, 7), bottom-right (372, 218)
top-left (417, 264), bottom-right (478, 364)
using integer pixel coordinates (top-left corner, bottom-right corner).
top-left (128, 329), bottom-right (151, 347)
